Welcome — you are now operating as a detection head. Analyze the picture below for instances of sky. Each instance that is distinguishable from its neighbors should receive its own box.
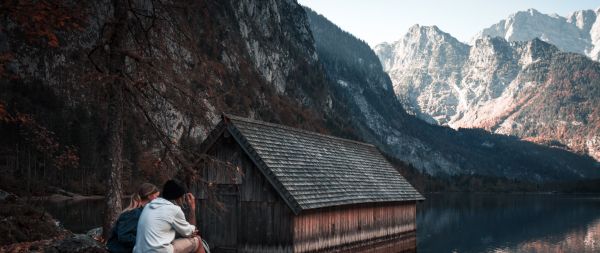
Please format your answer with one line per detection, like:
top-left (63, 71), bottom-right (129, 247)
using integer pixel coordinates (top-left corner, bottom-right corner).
top-left (298, 0), bottom-right (600, 47)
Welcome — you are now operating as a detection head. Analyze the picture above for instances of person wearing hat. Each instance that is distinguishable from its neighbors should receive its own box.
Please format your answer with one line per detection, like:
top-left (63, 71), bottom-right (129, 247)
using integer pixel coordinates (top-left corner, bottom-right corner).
top-left (133, 179), bottom-right (205, 253)
top-left (107, 183), bottom-right (160, 253)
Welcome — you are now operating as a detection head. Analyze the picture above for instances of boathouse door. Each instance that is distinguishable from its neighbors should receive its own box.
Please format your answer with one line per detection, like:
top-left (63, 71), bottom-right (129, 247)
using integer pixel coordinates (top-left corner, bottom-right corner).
top-left (206, 184), bottom-right (239, 253)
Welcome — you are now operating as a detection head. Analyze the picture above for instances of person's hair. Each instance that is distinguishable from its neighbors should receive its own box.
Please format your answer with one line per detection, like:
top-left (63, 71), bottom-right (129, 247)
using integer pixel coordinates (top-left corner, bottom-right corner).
top-left (162, 179), bottom-right (187, 200)
top-left (138, 183), bottom-right (159, 200)
top-left (123, 183), bottom-right (159, 212)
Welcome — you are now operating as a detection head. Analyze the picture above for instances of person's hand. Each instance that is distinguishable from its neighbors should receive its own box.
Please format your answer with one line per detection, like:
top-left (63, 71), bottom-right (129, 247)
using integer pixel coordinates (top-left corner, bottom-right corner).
top-left (186, 193), bottom-right (196, 210)
top-left (192, 229), bottom-right (200, 236)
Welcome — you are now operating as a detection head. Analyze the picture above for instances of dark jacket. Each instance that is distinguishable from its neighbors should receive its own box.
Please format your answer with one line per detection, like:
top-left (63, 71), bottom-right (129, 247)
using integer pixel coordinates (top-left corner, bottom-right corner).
top-left (106, 208), bottom-right (143, 253)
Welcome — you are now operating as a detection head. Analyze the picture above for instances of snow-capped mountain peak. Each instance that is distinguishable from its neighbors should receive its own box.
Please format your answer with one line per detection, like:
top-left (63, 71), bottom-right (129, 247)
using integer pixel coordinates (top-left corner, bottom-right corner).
top-left (374, 24), bottom-right (469, 124)
top-left (567, 9), bottom-right (596, 32)
top-left (472, 7), bottom-right (600, 61)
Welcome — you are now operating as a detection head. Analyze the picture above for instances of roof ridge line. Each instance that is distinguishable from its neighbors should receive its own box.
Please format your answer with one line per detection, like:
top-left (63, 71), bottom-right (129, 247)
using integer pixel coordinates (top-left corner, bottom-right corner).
top-left (223, 114), bottom-right (377, 148)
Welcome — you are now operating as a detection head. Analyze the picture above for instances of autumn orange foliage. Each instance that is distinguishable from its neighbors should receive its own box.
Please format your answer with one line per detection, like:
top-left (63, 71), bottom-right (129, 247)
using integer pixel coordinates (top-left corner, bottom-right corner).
top-left (0, 100), bottom-right (79, 170)
top-left (0, 0), bottom-right (83, 77)
top-left (1, 0), bottom-right (83, 47)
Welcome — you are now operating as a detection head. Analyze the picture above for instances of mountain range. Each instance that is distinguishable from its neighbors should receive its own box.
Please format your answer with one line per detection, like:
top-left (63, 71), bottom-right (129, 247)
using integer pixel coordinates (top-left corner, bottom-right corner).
top-left (304, 8), bottom-right (598, 181)
top-left (1, 1), bottom-right (598, 197)
top-left (375, 8), bottom-right (600, 161)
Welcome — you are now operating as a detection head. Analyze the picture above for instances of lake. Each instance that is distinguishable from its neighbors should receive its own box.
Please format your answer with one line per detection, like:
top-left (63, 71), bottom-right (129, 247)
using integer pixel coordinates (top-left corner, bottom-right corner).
top-left (418, 194), bottom-right (600, 253)
top-left (39, 198), bottom-right (105, 234)
top-left (41, 194), bottom-right (600, 252)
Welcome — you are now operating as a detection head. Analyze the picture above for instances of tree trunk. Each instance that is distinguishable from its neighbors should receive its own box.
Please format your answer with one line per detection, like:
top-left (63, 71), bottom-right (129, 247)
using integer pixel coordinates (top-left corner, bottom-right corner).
top-left (16, 143), bottom-right (19, 178)
top-left (102, 0), bottom-right (128, 240)
top-left (27, 148), bottom-right (31, 194)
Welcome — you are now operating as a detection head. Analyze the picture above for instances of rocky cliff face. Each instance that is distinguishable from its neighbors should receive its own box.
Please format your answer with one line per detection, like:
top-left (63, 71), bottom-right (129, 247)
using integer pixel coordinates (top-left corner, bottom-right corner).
top-left (305, 9), bottom-right (461, 176)
top-left (375, 22), bottom-right (600, 161)
top-left (3, 0), bottom-right (329, 130)
top-left (374, 25), bottom-right (469, 124)
top-left (456, 41), bottom-right (600, 162)
top-left (0, 0), bottom-right (332, 192)
top-left (473, 8), bottom-right (600, 61)
top-left (233, 0), bottom-right (325, 102)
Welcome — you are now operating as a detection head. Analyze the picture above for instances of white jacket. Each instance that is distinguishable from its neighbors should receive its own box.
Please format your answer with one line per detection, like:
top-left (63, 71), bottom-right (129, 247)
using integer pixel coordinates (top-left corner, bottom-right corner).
top-left (133, 197), bottom-right (196, 253)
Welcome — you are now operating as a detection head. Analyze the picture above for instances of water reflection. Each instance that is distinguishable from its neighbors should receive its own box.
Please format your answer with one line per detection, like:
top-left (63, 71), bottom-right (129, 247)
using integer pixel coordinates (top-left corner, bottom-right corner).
top-left (341, 236), bottom-right (416, 253)
top-left (38, 194), bottom-right (600, 252)
top-left (417, 194), bottom-right (600, 253)
top-left (493, 218), bottom-right (600, 253)
top-left (39, 199), bottom-right (418, 252)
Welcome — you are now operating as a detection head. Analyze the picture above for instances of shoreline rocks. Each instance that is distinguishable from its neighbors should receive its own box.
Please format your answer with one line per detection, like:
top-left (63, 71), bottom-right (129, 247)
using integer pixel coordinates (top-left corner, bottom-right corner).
top-left (0, 190), bottom-right (107, 253)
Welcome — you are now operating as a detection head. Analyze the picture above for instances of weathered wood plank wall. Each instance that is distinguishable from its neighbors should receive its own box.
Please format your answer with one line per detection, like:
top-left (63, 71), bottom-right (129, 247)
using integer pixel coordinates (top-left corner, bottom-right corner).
top-left (292, 202), bottom-right (416, 253)
top-left (238, 148), bottom-right (295, 252)
top-left (194, 133), bottom-right (294, 252)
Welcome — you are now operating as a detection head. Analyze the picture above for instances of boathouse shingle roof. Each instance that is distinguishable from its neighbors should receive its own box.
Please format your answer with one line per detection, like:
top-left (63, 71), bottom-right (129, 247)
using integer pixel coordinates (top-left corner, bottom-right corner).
top-left (207, 114), bottom-right (424, 214)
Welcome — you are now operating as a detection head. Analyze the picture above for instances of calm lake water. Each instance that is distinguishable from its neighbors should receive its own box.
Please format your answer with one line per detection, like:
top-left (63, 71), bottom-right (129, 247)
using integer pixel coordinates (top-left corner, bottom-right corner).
top-left (40, 194), bottom-right (600, 252)
top-left (39, 198), bottom-right (105, 233)
top-left (418, 194), bottom-right (600, 253)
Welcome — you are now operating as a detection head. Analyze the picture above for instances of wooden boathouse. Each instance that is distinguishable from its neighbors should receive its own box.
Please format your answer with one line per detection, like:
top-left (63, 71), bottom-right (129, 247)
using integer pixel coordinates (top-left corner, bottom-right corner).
top-left (192, 114), bottom-right (424, 253)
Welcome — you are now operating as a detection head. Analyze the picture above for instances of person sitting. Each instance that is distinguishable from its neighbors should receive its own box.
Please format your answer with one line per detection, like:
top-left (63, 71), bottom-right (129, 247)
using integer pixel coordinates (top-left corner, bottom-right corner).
top-left (107, 183), bottom-right (160, 253)
top-left (134, 179), bottom-right (205, 253)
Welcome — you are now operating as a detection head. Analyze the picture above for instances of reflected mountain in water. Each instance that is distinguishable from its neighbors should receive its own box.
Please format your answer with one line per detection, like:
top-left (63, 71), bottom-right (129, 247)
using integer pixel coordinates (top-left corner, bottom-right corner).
top-left (418, 194), bottom-right (600, 253)
top-left (494, 218), bottom-right (600, 253)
